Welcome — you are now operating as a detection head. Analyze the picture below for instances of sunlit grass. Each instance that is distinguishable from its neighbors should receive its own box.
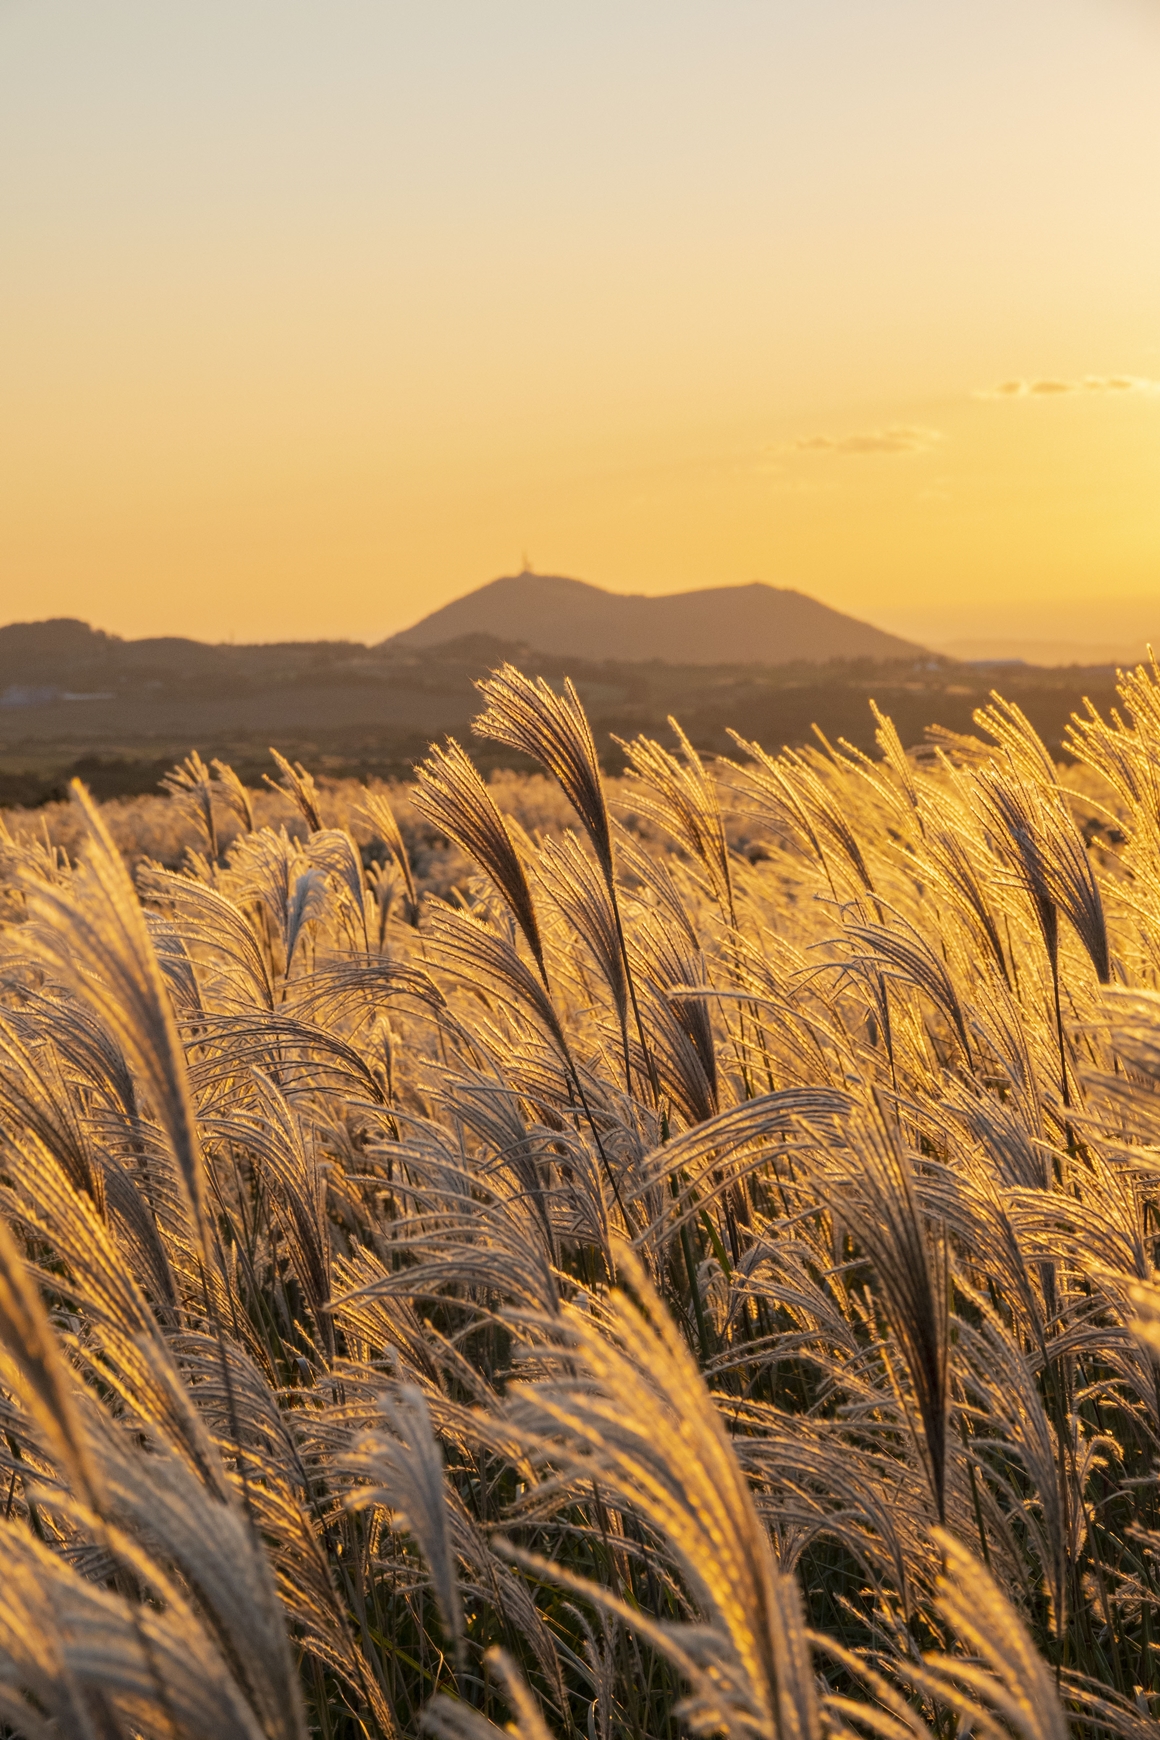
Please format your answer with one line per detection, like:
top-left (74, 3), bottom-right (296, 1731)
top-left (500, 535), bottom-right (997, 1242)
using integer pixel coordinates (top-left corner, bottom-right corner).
top-left (0, 662), bottom-right (1158, 1739)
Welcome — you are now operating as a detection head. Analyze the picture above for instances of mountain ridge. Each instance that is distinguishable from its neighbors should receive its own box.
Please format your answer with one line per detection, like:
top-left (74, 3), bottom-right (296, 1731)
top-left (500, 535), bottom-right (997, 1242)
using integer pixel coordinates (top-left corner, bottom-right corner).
top-left (385, 572), bottom-right (925, 665)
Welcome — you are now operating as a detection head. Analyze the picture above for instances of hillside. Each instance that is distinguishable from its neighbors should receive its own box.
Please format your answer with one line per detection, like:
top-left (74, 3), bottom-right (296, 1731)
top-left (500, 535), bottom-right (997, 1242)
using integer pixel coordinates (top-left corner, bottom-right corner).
top-left (0, 618), bottom-right (369, 695)
top-left (387, 572), bottom-right (923, 664)
top-left (0, 614), bottom-right (1125, 810)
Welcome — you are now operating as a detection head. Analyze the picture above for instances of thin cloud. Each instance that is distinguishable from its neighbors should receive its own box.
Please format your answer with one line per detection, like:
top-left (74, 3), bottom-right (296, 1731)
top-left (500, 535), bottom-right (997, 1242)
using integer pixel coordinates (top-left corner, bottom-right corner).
top-left (781, 424), bottom-right (942, 457)
top-left (980, 375), bottom-right (1160, 398)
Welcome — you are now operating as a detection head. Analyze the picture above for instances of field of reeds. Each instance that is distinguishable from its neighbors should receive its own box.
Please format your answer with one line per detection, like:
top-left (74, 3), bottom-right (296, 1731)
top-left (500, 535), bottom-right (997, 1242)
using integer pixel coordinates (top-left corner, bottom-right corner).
top-left (2, 659), bottom-right (1160, 1740)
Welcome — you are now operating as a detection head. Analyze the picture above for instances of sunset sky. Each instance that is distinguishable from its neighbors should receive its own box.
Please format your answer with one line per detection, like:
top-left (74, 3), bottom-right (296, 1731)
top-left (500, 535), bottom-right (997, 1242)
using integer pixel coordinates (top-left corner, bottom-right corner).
top-left (2, 1), bottom-right (1158, 652)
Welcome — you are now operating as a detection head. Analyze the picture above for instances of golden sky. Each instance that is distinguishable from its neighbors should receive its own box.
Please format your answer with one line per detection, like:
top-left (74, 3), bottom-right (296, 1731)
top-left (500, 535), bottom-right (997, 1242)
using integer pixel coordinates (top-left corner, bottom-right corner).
top-left (2, 1), bottom-right (1158, 650)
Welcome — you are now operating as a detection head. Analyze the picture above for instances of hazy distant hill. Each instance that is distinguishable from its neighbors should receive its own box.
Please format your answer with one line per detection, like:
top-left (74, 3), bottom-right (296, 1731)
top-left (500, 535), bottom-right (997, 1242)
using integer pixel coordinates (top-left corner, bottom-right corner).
top-left (938, 636), bottom-right (1151, 667)
top-left (387, 573), bottom-right (923, 664)
top-left (0, 618), bottom-right (365, 693)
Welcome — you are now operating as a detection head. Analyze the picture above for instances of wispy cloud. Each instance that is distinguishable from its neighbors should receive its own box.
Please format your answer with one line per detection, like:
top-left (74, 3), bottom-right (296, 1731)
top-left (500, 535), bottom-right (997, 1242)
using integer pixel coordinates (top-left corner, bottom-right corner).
top-left (781, 424), bottom-right (942, 457)
top-left (979, 375), bottom-right (1160, 398)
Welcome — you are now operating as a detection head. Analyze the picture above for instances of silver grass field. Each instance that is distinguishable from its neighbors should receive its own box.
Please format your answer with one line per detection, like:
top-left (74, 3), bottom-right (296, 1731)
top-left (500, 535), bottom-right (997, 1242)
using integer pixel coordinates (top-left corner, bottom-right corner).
top-left (2, 661), bottom-right (1160, 1740)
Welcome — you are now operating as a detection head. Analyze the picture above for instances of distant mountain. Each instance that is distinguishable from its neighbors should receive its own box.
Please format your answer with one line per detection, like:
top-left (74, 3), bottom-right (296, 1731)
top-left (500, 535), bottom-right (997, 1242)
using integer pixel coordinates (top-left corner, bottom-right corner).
top-left (387, 573), bottom-right (925, 665)
top-left (937, 636), bottom-right (1144, 668)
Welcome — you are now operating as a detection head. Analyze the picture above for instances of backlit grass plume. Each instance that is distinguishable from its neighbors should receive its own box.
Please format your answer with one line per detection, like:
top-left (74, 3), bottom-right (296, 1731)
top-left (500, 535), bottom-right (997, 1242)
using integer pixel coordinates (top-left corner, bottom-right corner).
top-left (16, 780), bottom-right (210, 1249)
top-left (504, 1244), bottom-right (821, 1740)
top-left (414, 738), bottom-right (548, 983)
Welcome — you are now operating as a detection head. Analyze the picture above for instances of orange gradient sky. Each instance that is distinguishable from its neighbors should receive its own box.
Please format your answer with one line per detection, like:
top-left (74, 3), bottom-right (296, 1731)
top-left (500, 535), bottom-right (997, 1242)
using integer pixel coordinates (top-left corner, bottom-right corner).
top-left (2, 1), bottom-right (1158, 650)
